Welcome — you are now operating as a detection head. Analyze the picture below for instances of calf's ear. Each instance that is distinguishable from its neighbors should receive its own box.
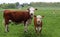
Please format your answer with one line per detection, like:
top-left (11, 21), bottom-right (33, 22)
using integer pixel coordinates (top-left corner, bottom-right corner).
top-left (42, 16), bottom-right (44, 18)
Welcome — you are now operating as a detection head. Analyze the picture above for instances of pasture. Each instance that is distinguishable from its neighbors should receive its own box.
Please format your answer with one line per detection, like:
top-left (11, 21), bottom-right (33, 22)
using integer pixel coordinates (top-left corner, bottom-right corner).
top-left (0, 7), bottom-right (60, 37)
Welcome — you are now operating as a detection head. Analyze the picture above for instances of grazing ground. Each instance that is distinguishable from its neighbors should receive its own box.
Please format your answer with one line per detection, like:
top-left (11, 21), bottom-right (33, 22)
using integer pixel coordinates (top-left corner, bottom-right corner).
top-left (0, 7), bottom-right (60, 37)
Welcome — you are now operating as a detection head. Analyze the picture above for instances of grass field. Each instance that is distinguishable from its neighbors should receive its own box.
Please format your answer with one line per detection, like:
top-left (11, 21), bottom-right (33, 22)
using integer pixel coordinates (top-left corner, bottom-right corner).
top-left (0, 7), bottom-right (60, 37)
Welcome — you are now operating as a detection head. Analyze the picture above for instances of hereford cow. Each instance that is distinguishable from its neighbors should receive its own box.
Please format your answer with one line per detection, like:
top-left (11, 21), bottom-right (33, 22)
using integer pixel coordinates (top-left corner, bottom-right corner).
top-left (3, 7), bottom-right (37, 32)
top-left (34, 15), bottom-right (44, 34)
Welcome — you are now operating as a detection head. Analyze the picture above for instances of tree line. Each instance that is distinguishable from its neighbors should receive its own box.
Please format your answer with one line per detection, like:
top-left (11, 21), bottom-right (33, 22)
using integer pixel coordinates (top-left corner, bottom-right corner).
top-left (0, 2), bottom-right (21, 9)
top-left (30, 2), bottom-right (60, 7)
top-left (0, 2), bottom-right (60, 9)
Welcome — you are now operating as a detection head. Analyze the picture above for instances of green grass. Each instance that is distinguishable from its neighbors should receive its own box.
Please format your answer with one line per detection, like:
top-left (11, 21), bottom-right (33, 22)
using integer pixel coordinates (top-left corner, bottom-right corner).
top-left (0, 7), bottom-right (60, 37)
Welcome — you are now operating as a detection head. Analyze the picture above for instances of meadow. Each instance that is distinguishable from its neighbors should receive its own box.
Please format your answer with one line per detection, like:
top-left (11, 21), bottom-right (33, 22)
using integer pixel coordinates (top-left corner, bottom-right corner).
top-left (0, 7), bottom-right (60, 37)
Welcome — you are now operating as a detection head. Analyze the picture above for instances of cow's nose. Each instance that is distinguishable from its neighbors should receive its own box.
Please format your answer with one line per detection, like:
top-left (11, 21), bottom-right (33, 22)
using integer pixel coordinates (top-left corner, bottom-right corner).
top-left (31, 13), bottom-right (33, 16)
top-left (37, 21), bottom-right (41, 25)
top-left (35, 8), bottom-right (37, 10)
top-left (38, 21), bottom-right (40, 23)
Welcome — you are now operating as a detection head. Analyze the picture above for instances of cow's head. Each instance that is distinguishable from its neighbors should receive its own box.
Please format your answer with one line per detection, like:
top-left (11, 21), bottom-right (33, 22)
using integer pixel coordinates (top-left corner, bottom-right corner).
top-left (27, 7), bottom-right (37, 18)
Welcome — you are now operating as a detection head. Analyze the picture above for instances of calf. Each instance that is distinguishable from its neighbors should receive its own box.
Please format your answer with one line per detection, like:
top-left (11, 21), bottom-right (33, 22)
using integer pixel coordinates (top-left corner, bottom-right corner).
top-left (34, 15), bottom-right (44, 34)
top-left (3, 7), bottom-right (37, 32)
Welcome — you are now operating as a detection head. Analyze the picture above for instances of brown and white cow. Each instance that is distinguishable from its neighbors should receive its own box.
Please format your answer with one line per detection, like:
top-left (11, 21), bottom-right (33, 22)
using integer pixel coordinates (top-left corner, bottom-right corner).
top-left (3, 7), bottom-right (37, 32)
top-left (34, 15), bottom-right (44, 34)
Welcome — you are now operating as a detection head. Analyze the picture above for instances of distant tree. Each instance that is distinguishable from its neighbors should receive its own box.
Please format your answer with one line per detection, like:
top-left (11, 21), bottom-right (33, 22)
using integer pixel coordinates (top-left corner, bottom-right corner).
top-left (15, 2), bottom-right (19, 6)
top-left (8, 3), bottom-right (16, 8)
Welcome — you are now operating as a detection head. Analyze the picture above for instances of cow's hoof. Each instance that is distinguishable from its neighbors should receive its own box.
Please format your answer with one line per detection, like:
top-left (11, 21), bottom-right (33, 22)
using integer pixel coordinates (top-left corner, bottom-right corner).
top-left (7, 30), bottom-right (9, 32)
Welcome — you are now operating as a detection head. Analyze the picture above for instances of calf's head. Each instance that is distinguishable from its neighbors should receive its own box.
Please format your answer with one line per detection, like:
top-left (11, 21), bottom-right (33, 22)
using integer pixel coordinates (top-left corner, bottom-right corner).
top-left (36, 15), bottom-right (44, 33)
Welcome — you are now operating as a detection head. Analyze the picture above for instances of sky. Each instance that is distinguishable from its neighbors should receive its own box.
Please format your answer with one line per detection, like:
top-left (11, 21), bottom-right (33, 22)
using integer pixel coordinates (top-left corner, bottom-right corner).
top-left (0, 0), bottom-right (60, 4)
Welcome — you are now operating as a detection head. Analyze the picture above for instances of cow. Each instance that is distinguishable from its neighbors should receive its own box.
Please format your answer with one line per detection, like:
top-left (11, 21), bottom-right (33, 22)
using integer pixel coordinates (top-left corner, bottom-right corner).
top-left (3, 7), bottom-right (37, 32)
top-left (34, 15), bottom-right (44, 34)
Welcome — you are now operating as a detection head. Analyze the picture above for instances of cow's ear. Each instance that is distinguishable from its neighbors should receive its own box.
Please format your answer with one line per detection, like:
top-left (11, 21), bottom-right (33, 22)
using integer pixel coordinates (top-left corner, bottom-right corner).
top-left (35, 8), bottom-right (37, 10)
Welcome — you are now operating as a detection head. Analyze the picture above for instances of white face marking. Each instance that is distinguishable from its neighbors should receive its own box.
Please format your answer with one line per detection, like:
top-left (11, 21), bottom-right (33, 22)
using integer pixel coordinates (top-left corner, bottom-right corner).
top-left (37, 19), bottom-right (41, 24)
top-left (37, 15), bottom-right (42, 24)
top-left (29, 7), bottom-right (35, 17)
top-left (37, 15), bottom-right (42, 19)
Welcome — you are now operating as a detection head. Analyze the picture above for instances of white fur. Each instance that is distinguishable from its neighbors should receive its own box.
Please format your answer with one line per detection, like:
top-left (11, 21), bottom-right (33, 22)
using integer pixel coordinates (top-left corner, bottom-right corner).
top-left (9, 20), bottom-right (12, 22)
top-left (36, 27), bottom-right (38, 31)
top-left (38, 27), bottom-right (41, 31)
top-left (37, 15), bottom-right (42, 19)
top-left (5, 25), bottom-right (8, 32)
top-left (36, 27), bottom-right (41, 32)
top-left (24, 21), bottom-right (28, 32)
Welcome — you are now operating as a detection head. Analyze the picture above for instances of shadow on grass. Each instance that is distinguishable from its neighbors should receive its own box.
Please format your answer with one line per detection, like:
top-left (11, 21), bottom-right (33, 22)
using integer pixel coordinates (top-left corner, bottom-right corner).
top-left (18, 31), bottom-right (51, 37)
top-left (18, 31), bottom-right (52, 37)
top-left (21, 32), bottom-right (37, 37)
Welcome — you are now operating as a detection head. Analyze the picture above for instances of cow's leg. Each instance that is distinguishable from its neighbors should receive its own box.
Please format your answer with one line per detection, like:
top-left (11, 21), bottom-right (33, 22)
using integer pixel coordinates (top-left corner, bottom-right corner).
top-left (5, 24), bottom-right (9, 32)
top-left (4, 19), bottom-right (9, 32)
top-left (39, 22), bottom-right (42, 33)
top-left (24, 21), bottom-right (28, 32)
top-left (35, 27), bottom-right (37, 33)
top-left (36, 27), bottom-right (39, 33)
top-left (36, 27), bottom-right (41, 35)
